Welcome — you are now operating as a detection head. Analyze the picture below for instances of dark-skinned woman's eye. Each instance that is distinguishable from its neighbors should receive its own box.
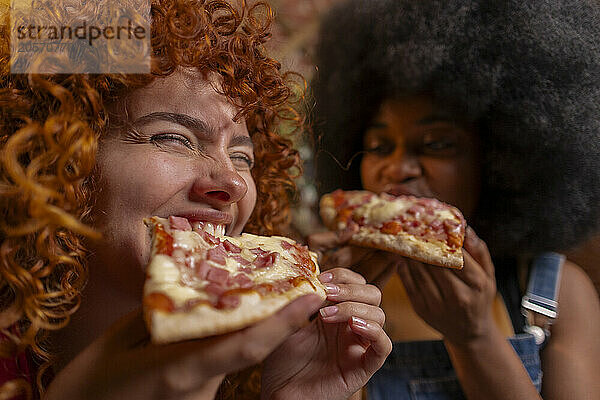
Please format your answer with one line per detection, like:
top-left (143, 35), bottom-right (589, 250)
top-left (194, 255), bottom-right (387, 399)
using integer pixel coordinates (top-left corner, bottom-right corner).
top-left (150, 133), bottom-right (193, 149)
top-left (422, 138), bottom-right (458, 156)
top-left (364, 143), bottom-right (394, 156)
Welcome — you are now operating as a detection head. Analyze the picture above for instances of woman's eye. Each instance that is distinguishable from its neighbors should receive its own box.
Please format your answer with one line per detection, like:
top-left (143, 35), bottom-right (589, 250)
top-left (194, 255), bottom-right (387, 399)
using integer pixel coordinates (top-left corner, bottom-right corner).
top-left (364, 142), bottom-right (394, 156)
top-left (422, 133), bottom-right (458, 155)
top-left (150, 133), bottom-right (193, 149)
top-left (230, 153), bottom-right (254, 169)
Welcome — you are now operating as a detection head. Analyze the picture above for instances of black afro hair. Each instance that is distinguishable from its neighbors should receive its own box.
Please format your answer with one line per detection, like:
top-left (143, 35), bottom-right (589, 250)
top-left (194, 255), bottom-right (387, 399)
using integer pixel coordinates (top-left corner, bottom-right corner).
top-left (313, 0), bottom-right (600, 255)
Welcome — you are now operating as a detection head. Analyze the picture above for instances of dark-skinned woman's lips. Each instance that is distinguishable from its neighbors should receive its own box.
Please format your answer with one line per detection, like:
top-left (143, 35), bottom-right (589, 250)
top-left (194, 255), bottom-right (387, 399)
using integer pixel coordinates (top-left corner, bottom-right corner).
top-left (384, 185), bottom-right (423, 198)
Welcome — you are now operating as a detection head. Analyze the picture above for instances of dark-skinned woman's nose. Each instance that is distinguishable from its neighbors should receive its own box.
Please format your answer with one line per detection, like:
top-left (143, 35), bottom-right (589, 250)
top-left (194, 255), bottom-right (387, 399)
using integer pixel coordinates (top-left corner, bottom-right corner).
top-left (382, 151), bottom-right (422, 183)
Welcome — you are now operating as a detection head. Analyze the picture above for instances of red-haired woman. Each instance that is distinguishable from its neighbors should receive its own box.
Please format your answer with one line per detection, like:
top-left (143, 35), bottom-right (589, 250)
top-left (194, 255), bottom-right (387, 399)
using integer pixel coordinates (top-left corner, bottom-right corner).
top-left (0, 1), bottom-right (391, 399)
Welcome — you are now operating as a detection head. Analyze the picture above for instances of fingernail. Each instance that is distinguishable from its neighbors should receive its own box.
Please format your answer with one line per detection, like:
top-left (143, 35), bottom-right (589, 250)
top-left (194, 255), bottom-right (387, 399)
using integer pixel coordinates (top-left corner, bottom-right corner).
top-left (466, 227), bottom-right (477, 247)
top-left (319, 305), bottom-right (339, 318)
top-left (319, 272), bottom-right (334, 283)
top-left (351, 316), bottom-right (368, 328)
top-left (325, 283), bottom-right (340, 295)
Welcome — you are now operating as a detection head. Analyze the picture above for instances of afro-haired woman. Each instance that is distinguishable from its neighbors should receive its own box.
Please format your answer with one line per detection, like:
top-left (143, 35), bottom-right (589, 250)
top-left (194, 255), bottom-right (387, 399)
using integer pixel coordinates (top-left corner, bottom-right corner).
top-left (310, 0), bottom-right (600, 398)
top-left (0, 1), bottom-right (392, 399)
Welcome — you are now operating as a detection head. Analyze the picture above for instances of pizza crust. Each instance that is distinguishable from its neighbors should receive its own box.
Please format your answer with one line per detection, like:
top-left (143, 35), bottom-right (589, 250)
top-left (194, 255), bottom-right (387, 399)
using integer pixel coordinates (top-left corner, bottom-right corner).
top-left (351, 226), bottom-right (463, 269)
top-left (146, 280), bottom-right (325, 344)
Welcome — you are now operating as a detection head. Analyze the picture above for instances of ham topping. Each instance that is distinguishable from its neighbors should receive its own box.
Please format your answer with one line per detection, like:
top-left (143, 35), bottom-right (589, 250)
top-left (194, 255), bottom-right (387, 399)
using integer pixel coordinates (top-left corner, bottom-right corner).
top-left (206, 267), bottom-right (229, 285)
top-left (207, 244), bottom-right (227, 265)
top-left (194, 260), bottom-right (212, 280)
top-left (232, 254), bottom-right (251, 266)
top-left (169, 216), bottom-right (192, 231)
top-left (250, 247), bottom-right (269, 256)
top-left (338, 220), bottom-right (360, 242)
top-left (223, 240), bottom-right (242, 253)
top-left (253, 252), bottom-right (279, 269)
top-left (229, 273), bottom-right (253, 289)
top-left (205, 283), bottom-right (227, 297)
top-left (203, 231), bottom-right (221, 246)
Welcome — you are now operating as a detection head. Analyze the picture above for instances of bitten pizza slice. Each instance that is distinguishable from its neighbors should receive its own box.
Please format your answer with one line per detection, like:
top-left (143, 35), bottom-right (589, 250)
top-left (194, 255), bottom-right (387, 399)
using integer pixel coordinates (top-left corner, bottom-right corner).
top-left (320, 190), bottom-right (466, 269)
top-left (143, 216), bottom-right (327, 344)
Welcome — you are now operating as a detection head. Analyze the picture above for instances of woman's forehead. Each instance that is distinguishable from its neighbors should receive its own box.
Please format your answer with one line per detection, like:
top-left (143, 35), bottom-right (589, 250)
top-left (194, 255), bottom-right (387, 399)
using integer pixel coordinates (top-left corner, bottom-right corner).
top-left (121, 70), bottom-right (248, 138)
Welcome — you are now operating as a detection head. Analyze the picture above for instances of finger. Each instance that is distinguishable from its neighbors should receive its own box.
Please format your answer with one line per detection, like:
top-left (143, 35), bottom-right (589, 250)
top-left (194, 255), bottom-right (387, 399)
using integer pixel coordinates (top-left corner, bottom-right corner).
top-left (463, 227), bottom-right (494, 277)
top-left (408, 259), bottom-right (444, 300)
top-left (355, 250), bottom-right (404, 284)
top-left (427, 264), bottom-right (470, 301)
top-left (322, 245), bottom-right (372, 269)
top-left (437, 250), bottom-right (491, 294)
top-left (404, 260), bottom-right (444, 313)
top-left (320, 267), bottom-right (367, 285)
top-left (320, 302), bottom-right (386, 326)
top-left (323, 282), bottom-right (382, 306)
top-left (159, 294), bottom-right (324, 388)
top-left (307, 230), bottom-right (341, 252)
top-left (348, 317), bottom-right (393, 373)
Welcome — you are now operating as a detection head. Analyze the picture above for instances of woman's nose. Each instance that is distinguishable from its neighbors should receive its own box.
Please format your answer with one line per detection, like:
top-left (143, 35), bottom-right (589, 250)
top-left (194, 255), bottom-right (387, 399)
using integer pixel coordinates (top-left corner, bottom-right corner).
top-left (189, 165), bottom-right (248, 207)
top-left (382, 149), bottom-right (422, 183)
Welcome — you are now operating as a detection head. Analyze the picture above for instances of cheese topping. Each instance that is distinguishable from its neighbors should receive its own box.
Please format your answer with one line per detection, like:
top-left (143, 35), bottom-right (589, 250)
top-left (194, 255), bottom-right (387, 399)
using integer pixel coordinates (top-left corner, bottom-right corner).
top-left (355, 197), bottom-right (458, 226)
top-left (356, 198), bottom-right (410, 225)
top-left (144, 217), bottom-right (319, 309)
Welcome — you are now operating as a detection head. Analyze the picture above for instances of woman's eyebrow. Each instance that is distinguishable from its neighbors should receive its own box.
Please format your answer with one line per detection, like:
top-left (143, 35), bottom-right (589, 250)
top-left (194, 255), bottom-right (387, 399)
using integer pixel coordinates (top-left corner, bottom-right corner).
top-left (417, 112), bottom-right (457, 125)
top-left (367, 121), bottom-right (388, 130)
top-left (132, 111), bottom-right (216, 138)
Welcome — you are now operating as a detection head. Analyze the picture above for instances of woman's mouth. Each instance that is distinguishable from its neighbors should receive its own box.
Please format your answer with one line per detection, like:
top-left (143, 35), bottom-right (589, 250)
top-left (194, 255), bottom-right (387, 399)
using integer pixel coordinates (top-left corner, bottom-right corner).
top-left (189, 221), bottom-right (226, 237)
top-left (174, 210), bottom-right (233, 236)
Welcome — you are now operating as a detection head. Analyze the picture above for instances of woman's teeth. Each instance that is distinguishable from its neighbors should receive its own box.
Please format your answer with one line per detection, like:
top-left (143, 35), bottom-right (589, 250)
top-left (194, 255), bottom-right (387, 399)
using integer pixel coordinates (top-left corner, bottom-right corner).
top-left (191, 221), bottom-right (226, 236)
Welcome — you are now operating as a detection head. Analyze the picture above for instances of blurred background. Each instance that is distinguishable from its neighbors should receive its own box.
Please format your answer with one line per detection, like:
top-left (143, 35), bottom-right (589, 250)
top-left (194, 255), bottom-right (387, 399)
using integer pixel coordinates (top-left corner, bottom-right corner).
top-left (267, 0), bottom-right (346, 238)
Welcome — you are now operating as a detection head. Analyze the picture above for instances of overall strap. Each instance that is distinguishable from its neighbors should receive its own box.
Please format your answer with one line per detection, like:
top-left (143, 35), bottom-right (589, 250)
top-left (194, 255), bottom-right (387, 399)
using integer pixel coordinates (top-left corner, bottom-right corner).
top-left (521, 252), bottom-right (564, 345)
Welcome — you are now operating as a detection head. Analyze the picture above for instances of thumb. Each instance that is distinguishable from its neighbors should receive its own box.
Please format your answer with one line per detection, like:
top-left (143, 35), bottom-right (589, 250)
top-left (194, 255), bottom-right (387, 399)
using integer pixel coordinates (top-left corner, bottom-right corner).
top-left (159, 294), bottom-right (324, 392)
top-left (463, 226), bottom-right (494, 277)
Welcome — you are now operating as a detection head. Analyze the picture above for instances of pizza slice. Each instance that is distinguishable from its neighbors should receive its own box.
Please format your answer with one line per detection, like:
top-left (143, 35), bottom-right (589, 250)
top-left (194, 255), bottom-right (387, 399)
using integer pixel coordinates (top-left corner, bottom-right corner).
top-left (143, 216), bottom-right (327, 344)
top-left (320, 190), bottom-right (466, 269)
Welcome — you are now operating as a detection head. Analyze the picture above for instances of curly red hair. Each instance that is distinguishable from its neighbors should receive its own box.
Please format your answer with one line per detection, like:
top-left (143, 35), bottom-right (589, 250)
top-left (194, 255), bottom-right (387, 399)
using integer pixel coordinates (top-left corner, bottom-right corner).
top-left (0, 1), bottom-right (304, 398)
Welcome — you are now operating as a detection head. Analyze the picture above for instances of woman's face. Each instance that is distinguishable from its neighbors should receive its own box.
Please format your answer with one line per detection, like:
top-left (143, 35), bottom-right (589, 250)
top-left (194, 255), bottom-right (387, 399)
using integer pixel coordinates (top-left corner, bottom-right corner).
top-left (89, 69), bottom-right (256, 294)
top-left (360, 96), bottom-right (481, 218)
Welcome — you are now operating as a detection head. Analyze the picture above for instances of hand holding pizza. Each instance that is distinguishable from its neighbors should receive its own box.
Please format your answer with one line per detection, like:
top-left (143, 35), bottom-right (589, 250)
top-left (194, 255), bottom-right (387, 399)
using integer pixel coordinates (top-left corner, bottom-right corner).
top-left (261, 268), bottom-right (392, 400)
top-left (45, 295), bottom-right (324, 400)
top-left (396, 227), bottom-right (498, 346)
top-left (308, 231), bottom-right (402, 289)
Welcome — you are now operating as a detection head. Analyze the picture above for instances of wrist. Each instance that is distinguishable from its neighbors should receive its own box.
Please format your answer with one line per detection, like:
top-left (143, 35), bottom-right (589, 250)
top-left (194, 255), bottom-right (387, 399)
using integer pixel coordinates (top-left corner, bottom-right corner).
top-left (443, 317), bottom-right (502, 353)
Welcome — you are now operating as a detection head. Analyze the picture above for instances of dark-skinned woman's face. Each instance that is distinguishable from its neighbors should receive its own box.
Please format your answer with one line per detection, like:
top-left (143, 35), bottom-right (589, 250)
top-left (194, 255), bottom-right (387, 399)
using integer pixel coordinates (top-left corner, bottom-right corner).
top-left (360, 96), bottom-right (481, 220)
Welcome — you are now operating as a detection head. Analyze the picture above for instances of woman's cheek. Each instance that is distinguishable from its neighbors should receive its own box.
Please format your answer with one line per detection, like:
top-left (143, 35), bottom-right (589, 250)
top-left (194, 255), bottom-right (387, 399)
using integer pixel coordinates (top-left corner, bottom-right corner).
top-left (235, 172), bottom-right (257, 234)
top-left (360, 156), bottom-right (384, 193)
top-left (123, 154), bottom-right (191, 204)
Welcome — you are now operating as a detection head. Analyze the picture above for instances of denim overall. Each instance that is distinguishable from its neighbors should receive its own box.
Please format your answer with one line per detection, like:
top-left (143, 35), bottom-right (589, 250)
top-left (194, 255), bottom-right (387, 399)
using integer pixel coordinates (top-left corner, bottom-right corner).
top-left (367, 252), bottom-right (564, 400)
